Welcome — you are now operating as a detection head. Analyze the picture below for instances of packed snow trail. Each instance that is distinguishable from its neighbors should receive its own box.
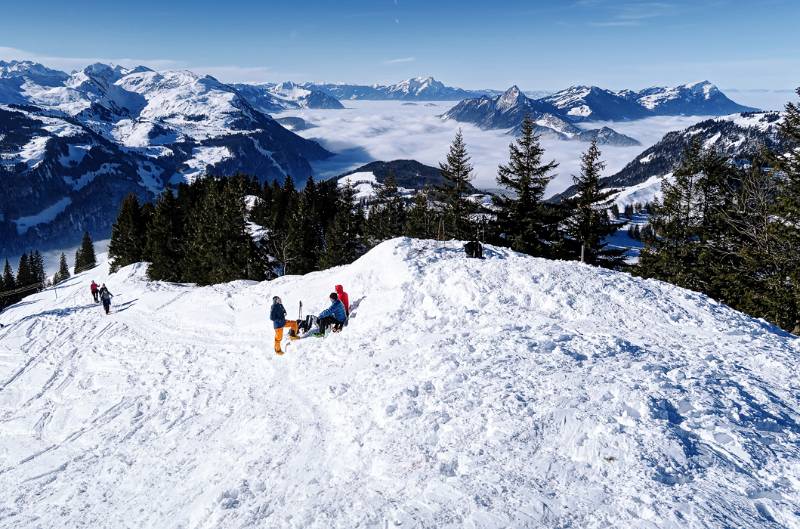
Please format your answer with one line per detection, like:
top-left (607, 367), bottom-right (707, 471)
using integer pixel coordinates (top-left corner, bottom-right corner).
top-left (1, 239), bottom-right (799, 528)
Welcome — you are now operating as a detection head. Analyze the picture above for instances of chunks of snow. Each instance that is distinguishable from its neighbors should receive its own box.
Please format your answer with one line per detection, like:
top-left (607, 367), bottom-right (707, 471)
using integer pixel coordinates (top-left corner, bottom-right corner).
top-left (178, 146), bottom-right (231, 183)
top-left (18, 135), bottom-right (50, 167)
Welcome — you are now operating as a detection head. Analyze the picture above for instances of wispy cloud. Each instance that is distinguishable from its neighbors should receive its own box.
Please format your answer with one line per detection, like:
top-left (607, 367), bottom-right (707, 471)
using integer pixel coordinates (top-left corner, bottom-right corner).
top-left (583, 1), bottom-right (678, 27)
top-left (384, 56), bottom-right (415, 65)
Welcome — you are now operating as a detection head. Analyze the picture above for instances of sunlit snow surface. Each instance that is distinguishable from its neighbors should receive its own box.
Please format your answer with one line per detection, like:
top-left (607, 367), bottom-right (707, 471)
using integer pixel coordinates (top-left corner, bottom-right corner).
top-left (1, 238), bottom-right (799, 528)
top-left (278, 101), bottom-right (710, 195)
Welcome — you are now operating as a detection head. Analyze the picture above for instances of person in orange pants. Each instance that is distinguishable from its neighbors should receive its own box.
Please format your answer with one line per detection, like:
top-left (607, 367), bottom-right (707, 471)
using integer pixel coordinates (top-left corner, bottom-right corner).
top-left (269, 296), bottom-right (298, 355)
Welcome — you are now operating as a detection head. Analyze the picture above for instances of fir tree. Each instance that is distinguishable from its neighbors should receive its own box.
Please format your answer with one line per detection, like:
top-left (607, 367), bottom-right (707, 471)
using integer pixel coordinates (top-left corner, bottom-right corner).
top-left (184, 178), bottom-right (253, 285)
top-left (493, 115), bottom-right (561, 257)
top-left (108, 193), bottom-right (147, 272)
top-left (74, 231), bottom-right (97, 273)
top-left (16, 253), bottom-right (33, 287)
top-left (320, 182), bottom-right (365, 268)
top-left (366, 172), bottom-right (406, 246)
top-left (145, 189), bottom-right (185, 282)
top-left (2, 259), bottom-right (15, 291)
top-left (564, 140), bottom-right (621, 265)
top-left (54, 252), bottom-right (70, 284)
top-left (285, 177), bottom-right (324, 275)
top-left (1, 259), bottom-right (15, 308)
top-left (438, 130), bottom-right (475, 240)
top-left (29, 250), bottom-right (46, 289)
top-left (405, 188), bottom-right (434, 239)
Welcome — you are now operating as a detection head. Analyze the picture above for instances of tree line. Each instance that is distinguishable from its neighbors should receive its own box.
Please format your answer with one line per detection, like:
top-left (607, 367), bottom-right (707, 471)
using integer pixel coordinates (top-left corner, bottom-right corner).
top-left (106, 89), bottom-right (800, 332)
top-left (637, 88), bottom-right (800, 333)
top-left (0, 231), bottom-right (97, 310)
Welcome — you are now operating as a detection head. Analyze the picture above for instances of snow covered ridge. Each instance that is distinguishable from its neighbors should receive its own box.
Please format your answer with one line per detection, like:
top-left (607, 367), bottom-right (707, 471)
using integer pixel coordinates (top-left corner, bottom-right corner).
top-left (445, 86), bottom-right (641, 146)
top-left (0, 60), bottom-right (332, 254)
top-left (2, 238), bottom-right (799, 528)
top-left (552, 111), bottom-right (785, 206)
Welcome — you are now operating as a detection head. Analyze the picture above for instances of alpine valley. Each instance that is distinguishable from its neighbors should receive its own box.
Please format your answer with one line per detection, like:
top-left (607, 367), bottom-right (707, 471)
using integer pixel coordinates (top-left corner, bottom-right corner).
top-left (0, 59), bottom-right (762, 255)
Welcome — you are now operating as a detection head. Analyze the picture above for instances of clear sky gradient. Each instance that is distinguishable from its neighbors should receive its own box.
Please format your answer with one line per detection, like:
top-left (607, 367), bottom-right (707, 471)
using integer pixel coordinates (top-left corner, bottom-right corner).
top-left (1, 0), bottom-right (797, 90)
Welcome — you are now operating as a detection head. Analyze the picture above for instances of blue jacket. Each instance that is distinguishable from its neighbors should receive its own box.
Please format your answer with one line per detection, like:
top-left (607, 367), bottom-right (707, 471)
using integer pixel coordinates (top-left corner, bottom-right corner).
top-left (270, 302), bottom-right (286, 329)
top-left (318, 299), bottom-right (346, 323)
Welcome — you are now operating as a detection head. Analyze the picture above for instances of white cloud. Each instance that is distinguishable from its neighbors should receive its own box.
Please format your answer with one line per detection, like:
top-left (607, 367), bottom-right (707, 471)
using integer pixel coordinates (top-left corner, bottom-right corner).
top-left (274, 101), bottom-right (707, 195)
top-left (383, 57), bottom-right (415, 65)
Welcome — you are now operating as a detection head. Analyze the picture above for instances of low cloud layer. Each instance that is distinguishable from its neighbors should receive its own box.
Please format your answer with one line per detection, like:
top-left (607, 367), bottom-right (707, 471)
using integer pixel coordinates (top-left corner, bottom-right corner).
top-left (281, 101), bottom-right (708, 196)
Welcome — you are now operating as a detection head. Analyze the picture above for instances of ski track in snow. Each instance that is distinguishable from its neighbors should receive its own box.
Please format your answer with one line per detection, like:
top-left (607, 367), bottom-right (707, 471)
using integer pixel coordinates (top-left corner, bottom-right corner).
top-left (0, 238), bottom-right (799, 528)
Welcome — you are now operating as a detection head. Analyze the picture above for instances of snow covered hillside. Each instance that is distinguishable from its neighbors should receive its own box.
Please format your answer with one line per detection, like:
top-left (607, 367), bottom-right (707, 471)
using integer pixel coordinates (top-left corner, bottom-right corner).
top-left (1, 238), bottom-right (799, 528)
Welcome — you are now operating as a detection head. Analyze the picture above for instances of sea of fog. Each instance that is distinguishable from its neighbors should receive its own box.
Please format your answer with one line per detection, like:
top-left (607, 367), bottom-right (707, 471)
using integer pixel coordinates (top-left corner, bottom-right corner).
top-left (278, 101), bottom-right (712, 196)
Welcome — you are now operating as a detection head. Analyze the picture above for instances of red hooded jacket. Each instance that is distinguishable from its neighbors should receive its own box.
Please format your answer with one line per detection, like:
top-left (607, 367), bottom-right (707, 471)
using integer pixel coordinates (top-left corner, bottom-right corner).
top-left (335, 285), bottom-right (350, 316)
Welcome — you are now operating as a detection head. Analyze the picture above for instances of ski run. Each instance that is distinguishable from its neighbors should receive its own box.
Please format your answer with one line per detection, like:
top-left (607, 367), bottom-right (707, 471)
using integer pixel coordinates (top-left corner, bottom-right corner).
top-left (1, 238), bottom-right (799, 528)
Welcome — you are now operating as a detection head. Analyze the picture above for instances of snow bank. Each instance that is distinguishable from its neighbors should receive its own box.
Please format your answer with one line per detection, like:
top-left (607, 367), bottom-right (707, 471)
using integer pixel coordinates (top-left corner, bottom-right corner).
top-left (1, 238), bottom-right (799, 528)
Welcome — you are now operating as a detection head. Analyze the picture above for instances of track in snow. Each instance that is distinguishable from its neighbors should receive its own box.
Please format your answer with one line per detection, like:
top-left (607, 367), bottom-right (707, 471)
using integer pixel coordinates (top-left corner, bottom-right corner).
top-left (1, 239), bottom-right (799, 528)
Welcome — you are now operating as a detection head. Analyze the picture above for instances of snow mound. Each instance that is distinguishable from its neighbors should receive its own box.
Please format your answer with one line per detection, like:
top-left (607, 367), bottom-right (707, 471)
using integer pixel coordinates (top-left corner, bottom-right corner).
top-left (1, 238), bottom-right (799, 528)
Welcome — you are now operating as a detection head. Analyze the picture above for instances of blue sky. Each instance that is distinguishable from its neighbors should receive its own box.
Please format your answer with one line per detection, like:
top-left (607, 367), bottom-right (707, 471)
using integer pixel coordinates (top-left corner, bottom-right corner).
top-left (1, 0), bottom-right (798, 90)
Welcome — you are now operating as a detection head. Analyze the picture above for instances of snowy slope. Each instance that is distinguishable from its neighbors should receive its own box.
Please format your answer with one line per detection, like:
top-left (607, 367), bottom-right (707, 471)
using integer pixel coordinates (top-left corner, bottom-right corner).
top-left (1, 238), bottom-right (799, 528)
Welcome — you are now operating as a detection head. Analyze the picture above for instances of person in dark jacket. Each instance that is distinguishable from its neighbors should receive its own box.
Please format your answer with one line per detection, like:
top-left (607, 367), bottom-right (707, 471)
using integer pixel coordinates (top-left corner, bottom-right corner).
top-left (317, 293), bottom-right (347, 335)
top-left (99, 284), bottom-right (113, 315)
top-left (90, 280), bottom-right (99, 303)
top-left (270, 296), bottom-right (298, 355)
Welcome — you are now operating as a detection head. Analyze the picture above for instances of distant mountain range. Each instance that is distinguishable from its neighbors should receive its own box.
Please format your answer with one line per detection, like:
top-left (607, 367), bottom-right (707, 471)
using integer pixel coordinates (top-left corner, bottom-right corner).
top-left (551, 111), bottom-right (784, 204)
top-left (0, 60), bottom-right (331, 254)
top-left (232, 81), bottom-right (344, 112)
top-left (301, 77), bottom-right (494, 101)
top-left (445, 86), bottom-right (641, 146)
top-left (443, 82), bottom-right (757, 146)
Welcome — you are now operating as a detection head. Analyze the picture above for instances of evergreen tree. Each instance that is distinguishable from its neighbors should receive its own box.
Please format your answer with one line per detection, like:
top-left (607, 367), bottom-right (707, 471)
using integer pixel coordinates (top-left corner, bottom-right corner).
top-left (638, 140), bottom-right (736, 293)
top-left (405, 188), bottom-right (434, 239)
top-left (493, 115), bottom-right (561, 256)
top-left (16, 253), bottom-right (33, 287)
top-left (29, 250), bottom-right (46, 289)
top-left (74, 231), bottom-right (97, 273)
top-left (564, 140), bottom-right (621, 265)
top-left (366, 172), bottom-right (406, 246)
top-left (285, 177), bottom-right (324, 275)
top-left (320, 182), bottom-right (365, 268)
top-left (1, 259), bottom-right (15, 308)
top-left (108, 193), bottom-right (147, 272)
top-left (54, 252), bottom-right (70, 284)
top-left (2, 259), bottom-right (15, 291)
top-left (772, 87), bottom-right (800, 332)
top-left (145, 189), bottom-right (185, 282)
top-left (438, 130), bottom-right (476, 240)
top-left (183, 179), bottom-right (254, 285)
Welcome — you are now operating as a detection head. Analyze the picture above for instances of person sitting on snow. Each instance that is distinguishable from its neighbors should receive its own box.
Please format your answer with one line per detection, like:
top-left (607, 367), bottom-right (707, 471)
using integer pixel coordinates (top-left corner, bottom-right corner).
top-left (317, 292), bottom-right (347, 335)
top-left (270, 296), bottom-right (298, 355)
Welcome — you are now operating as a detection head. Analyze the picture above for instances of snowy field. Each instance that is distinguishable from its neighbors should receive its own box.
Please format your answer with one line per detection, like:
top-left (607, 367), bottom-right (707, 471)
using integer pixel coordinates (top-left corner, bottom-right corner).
top-left (278, 101), bottom-right (710, 195)
top-left (1, 238), bottom-right (799, 528)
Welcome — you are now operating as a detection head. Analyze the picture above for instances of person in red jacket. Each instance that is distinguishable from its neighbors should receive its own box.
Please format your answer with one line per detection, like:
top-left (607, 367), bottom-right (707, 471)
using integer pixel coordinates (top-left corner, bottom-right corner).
top-left (335, 284), bottom-right (350, 318)
top-left (90, 280), bottom-right (99, 303)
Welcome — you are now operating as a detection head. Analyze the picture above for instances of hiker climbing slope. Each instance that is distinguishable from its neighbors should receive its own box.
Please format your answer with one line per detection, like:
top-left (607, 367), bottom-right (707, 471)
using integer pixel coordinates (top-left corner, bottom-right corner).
top-left (99, 284), bottom-right (113, 315)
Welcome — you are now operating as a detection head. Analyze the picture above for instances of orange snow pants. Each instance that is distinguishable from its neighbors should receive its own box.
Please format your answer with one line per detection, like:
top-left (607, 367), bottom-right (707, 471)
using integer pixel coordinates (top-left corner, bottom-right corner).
top-left (274, 321), bottom-right (299, 352)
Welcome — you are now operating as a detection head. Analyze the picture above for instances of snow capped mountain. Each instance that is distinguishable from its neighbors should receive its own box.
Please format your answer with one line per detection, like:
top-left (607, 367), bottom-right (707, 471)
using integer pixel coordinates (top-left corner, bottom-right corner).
top-left (447, 86), bottom-right (640, 146)
top-left (233, 81), bottom-right (344, 111)
top-left (542, 85), bottom-right (651, 121)
top-left (303, 77), bottom-right (491, 101)
top-left (2, 237), bottom-right (799, 527)
top-left (0, 61), bottom-right (331, 254)
top-left (552, 111), bottom-right (784, 205)
top-left (543, 82), bottom-right (757, 122)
